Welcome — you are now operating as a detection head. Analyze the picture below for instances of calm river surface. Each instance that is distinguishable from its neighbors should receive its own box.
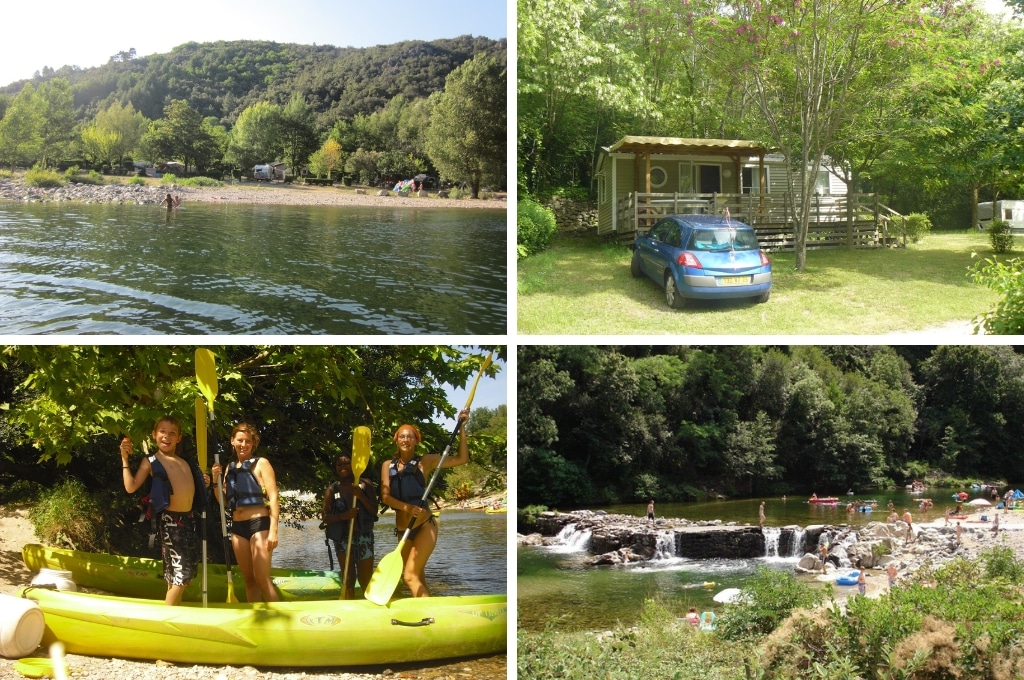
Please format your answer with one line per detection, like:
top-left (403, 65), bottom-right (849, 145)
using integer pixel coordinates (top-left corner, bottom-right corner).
top-left (519, 487), bottom-right (988, 632)
top-left (0, 202), bottom-right (506, 334)
top-left (276, 509), bottom-right (508, 598)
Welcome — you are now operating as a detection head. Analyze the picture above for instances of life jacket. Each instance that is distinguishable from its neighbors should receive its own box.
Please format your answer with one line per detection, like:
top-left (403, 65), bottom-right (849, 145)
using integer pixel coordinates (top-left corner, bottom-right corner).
top-left (388, 455), bottom-right (429, 506)
top-left (325, 479), bottom-right (378, 543)
top-left (143, 454), bottom-right (208, 549)
top-left (225, 457), bottom-right (268, 513)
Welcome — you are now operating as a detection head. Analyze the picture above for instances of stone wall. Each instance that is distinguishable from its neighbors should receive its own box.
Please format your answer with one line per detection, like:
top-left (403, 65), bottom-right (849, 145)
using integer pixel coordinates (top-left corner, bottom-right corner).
top-left (545, 196), bottom-right (597, 233)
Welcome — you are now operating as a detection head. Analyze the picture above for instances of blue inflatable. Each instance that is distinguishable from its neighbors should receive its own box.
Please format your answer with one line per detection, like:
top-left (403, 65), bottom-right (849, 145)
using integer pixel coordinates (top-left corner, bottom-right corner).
top-left (836, 571), bottom-right (860, 586)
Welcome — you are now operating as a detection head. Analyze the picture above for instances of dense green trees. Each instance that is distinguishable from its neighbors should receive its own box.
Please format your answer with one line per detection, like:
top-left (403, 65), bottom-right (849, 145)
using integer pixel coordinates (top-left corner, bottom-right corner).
top-left (0, 346), bottom-right (503, 503)
top-left (518, 346), bottom-right (1024, 508)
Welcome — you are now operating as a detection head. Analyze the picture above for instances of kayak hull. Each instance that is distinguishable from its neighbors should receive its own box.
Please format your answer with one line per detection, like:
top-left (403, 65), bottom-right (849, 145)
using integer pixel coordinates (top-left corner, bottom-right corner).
top-left (20, 587), bottom-right (507, 667)
top-left (23, 544), bottom-right (341, 601)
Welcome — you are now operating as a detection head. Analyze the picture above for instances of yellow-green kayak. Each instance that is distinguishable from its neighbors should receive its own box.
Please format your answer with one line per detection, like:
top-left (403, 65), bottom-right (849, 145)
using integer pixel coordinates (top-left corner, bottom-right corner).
top-left (20, 587), bottom-right (506, 667)
top-left (22, 544), bottom-right (341, 601)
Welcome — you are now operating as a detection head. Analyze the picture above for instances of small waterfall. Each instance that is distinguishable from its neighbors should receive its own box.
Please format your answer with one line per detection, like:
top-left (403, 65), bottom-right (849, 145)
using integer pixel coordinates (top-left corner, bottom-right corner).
top-left (789, 527), bottom-right (807, 556)
top-left (762, 526), bottom-right (781, 558)
top-left (549, 523), bottom-right (592, 553)
top-left (654, 531), bottom-right (676, 560)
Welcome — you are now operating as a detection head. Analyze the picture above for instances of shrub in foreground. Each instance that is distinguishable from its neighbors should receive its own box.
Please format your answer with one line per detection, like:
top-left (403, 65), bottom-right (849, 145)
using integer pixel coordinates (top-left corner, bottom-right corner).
top-left (180, 176), bottom-right (221, 187)
top-left (30, 478), bottom-right (108, 552)
top-left (518, 599), bottom-right (744, 680)
top-left (518, 198), bottom-right (557, 259)
top-left (24, 166), bottom-right (67, 188)
top-left (988, 218), bottom-right (1014, 253)
top-left (969, 254), bottom-right (1024, 334)
top-left (903, 212), bottom-right (932, 243)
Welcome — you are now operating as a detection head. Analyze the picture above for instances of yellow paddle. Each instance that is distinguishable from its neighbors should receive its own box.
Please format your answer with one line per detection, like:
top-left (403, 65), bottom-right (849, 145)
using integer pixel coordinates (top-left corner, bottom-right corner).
top-left (195, 396), bottom-right (208, 607)
top-left (364, 351), bottom-right (493, 605)
top-left (340, 426), bottom-right (372, 599)
top-left (195, 348), bottom-right (237, 603)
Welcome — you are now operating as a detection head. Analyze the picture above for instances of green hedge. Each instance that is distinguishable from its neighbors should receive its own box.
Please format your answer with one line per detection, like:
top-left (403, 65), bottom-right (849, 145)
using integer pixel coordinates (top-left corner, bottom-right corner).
top-left (518, 198), bottom-right (558, 259)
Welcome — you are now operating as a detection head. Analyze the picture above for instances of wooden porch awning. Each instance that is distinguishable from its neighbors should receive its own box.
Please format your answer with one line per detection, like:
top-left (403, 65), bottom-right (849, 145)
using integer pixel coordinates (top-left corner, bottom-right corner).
top-left (606, 136), bottom-right (773, 157)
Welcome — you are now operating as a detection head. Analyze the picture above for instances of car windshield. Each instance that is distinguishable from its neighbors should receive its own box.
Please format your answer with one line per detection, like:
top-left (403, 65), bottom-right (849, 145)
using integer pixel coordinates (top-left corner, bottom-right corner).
top-left (687, 228), bottom-right (760, 251)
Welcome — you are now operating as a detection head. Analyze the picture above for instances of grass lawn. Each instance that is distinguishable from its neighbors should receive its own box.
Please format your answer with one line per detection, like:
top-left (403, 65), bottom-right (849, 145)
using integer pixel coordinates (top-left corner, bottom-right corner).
top-left (517, 231), bottom-right (1006, 335)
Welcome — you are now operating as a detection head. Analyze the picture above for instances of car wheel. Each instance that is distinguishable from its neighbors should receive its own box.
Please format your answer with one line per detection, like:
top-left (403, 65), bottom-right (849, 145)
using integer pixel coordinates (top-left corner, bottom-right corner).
top-left (630, 250), bottom-right (642, 278)
top-left (664, 273), bottom-right (686, 309)
top-left (756, 290), bottom-right (771, 304)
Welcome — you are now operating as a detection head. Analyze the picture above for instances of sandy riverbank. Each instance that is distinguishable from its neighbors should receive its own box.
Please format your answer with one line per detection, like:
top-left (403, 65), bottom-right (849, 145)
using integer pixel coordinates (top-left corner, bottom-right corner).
top-left (0, 505), bottom-right (506, 680)
top-left (0, 175), bottom-right (508, 211)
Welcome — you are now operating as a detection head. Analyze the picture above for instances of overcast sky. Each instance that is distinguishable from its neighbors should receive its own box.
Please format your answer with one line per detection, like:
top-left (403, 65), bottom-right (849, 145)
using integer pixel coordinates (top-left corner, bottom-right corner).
top-left (0, 0), bottom-right (507, 87)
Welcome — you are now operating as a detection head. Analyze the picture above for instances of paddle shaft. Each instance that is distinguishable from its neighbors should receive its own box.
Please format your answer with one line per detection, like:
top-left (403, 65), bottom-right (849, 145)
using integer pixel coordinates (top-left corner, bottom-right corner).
top-left (214, 452), bottom-right (236, 601)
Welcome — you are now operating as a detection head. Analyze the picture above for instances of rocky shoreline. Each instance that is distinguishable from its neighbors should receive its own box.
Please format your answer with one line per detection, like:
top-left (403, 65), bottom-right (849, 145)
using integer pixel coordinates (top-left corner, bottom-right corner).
top-left (0, 176), bottom-right (507, 210)
top-left (519, 509), bottom-right (1024, 596)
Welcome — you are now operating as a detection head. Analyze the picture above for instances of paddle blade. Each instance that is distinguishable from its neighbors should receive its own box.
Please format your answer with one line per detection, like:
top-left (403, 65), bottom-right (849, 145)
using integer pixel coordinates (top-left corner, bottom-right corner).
top-left (195, 397), bottom-right (207, 471)
top-left (463, 351), bottom-right (494, 411)
top-left (351, 426), bottom-right (371, 483)
top-left (364, 539), bottom-right (407, 605)
top-left (195, 348), bottom-right (218, 408)
top-left (226, 572), bottom-right (238, 603)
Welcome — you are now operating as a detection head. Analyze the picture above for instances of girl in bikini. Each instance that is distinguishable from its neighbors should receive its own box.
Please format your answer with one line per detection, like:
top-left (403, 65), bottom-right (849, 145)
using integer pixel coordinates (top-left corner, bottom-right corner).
top-left (212, 422), bottom-right (279, 602)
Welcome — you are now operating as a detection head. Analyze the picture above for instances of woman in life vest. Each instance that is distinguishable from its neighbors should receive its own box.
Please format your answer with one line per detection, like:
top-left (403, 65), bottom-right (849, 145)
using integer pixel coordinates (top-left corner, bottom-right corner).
top-left (211, 422), bottom-right (280, 602)
top-left (322, 452), bottom-right (377, 599)
top-left (380, 409), bottom-right (470, 597)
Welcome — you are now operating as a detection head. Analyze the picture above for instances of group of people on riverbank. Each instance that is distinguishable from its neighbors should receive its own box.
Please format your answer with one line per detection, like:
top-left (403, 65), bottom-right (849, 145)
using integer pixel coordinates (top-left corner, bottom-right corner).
top-left (120, 410), bottom-right (471, 605)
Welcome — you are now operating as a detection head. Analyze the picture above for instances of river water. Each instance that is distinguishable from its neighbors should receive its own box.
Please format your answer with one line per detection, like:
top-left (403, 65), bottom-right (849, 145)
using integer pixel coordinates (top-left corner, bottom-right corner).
top-left (275, 509), bottom-right (508, 597)
top-left (0, 202), bottom-right (506, 334)
top-left (519, 487), bottom-right (994, 632)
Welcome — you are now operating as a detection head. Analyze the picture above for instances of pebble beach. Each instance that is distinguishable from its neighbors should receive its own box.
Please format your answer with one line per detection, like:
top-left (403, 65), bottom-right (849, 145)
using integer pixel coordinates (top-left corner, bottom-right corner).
top-left (0, 176), bottom-right (508, 210)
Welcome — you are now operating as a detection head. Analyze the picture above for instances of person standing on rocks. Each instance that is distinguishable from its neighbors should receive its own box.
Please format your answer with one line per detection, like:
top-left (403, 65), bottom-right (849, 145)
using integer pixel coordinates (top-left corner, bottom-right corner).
top-left (758, 501), bottom-right (766, 528)
top-left (886, 562), bottom-right (897, 589)
top-left (856, 561), bottom-right (867, 596)
top-left (902, 508), bottom-right (914, 542)
top-left (992, 512), bottom-right (999, 536)
top-left (647, 500), bottom-right (655, 523)
top-left (956, 522), bottom-right (963, 545)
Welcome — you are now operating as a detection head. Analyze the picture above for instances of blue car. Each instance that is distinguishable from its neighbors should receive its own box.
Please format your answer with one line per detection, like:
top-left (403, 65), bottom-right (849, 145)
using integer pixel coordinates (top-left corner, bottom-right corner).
top-left (630, 215), bottom-right (772, 308)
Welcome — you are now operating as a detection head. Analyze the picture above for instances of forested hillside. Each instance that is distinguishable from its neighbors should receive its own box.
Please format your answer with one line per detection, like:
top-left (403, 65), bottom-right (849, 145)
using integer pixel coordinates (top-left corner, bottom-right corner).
top-left (1, 35), bottom-right (504, 128)
top-left (518, 345), bottom-right (1024, 508)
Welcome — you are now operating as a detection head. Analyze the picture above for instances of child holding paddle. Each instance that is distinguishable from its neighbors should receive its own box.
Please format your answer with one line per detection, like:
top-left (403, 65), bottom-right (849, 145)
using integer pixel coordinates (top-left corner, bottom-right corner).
top-left (322, 452), bottom-right (378, 599)
top-left (211, 422), bottom-right (280, 602)
top-left (120, 416), bottom-right (209, 606)
top-left (379, 408), bottom-right (470, 598)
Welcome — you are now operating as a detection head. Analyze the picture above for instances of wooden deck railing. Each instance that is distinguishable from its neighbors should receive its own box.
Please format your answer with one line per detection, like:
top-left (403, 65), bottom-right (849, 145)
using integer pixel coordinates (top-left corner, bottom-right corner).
top-left (612, 192), bottom-right (902, 250)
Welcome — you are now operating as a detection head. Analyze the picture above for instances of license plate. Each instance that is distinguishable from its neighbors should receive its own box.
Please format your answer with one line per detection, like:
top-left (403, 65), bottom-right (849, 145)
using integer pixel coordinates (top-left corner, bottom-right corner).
top-left (719, 276), bottom-right (751, 286)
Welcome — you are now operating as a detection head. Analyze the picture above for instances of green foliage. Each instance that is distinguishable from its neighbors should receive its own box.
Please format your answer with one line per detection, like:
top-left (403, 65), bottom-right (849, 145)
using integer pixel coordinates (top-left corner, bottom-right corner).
top-left (968, 255), bottom-right (1024, 334)
top-left (0, 169), bottom-right (12, 179)
top-left (29, 478), bottom-right (108, 552)
top-left (988, 218), bottom-right (1014, 254)
top-left (159, 173), bottom-right (178, 185)
top-left (179, 176), bottom-right (221, 187)
top-left (67, 169), bottom-right (105, 185)
top-left (903, 213), bottom-right (932, 243)
top-left (759, 548), bottom-right (1024, 677)
top-left (517, 198), bottom-right (558, 259)
top-left (128, 175), bottom-right (147, 186)
top-left (424, 54), bottom-right (506, 197)
top-left (518, 346), bottom-right (1024, 506)
top-left (517, 505), bottom-right (548, 533)
top-left (23, 165), bottom-right (66, 187)
top-left (518, 599), bottom-right (744, 680)
top-left (0, 346), bottom-right (504, 525)
top-left (716, 566), bottom-right (824, 642)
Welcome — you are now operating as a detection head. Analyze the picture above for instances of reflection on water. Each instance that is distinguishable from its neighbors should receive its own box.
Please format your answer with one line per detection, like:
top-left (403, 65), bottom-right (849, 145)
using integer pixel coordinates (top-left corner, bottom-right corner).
top-left (0, 202), bottom-right (506, 334)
